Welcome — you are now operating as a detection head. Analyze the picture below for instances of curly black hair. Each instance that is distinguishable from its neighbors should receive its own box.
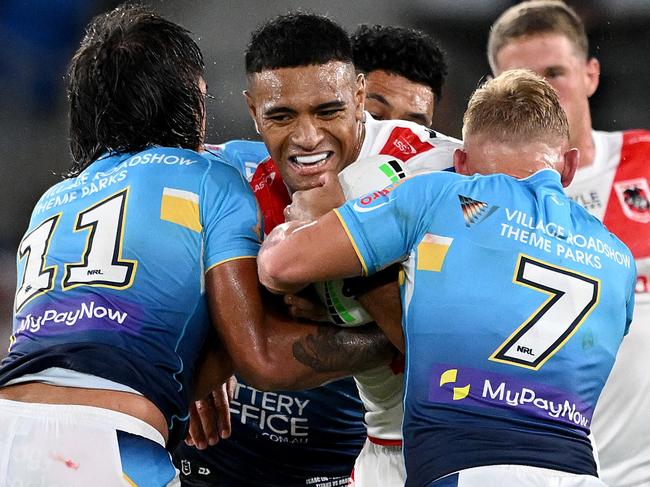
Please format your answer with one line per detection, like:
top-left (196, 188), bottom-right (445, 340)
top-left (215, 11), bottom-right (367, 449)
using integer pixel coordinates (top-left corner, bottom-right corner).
top-left (67, 3), bottom-right (205, 176)
top-left (245, 12), bottom-right (352, 74)
top-left (351, 24), bottom-right (447, 101)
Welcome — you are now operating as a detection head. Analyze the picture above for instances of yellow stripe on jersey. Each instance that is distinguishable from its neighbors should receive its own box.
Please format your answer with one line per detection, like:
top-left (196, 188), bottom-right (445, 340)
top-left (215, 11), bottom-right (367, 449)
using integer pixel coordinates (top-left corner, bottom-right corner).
top-left (417, 234), bottom-right (453, 272)
top-left (333, 209), bottom-right (369, 276)
top-left (123, 473), bottom-right (138, 486)
top-left (160, 188), bottom-right (202, 232)
top-left (205, 255), bottom-right (257, 273)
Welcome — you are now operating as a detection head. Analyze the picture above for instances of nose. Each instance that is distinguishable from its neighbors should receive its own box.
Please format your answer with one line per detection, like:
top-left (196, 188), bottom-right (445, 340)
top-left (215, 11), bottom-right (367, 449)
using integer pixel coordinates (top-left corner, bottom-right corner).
top-left (291, 116), bottom-right (323, 150)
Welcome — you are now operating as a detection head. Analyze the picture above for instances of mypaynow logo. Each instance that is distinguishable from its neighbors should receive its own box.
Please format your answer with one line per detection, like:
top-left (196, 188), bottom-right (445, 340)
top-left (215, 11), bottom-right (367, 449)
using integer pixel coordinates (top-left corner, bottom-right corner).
top-left (428, 364), bottom-right (593, 429)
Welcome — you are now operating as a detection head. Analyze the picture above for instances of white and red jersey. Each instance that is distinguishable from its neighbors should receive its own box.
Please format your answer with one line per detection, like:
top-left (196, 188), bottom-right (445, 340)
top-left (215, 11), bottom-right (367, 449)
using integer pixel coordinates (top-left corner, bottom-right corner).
top-left (565, 129), bottom-right (650, 487)
top-left (252, 114), bottom-right (460, 443)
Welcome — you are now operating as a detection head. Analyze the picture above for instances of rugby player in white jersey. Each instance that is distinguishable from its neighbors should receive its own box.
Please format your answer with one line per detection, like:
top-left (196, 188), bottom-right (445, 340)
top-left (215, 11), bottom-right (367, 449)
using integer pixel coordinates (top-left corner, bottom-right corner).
top-left (489, 2), bottom-right (650, 485)
top-left (241, 14), bottom-right (459, 487)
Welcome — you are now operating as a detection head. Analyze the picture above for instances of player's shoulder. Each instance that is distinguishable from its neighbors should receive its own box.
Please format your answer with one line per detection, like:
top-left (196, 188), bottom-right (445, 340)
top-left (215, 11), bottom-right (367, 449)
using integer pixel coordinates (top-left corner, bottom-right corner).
top-left (362, 113), bottom-right (461, 162)
top-left (204, 140), bottom-right (269, 182)
top-left (622, 128), bottom-right (650, 146)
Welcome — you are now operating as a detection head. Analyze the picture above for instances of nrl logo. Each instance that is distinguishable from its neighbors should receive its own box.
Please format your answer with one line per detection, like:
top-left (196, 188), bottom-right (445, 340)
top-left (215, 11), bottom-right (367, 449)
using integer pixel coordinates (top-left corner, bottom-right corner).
top-left (614, 178), bottom-right (650, 223)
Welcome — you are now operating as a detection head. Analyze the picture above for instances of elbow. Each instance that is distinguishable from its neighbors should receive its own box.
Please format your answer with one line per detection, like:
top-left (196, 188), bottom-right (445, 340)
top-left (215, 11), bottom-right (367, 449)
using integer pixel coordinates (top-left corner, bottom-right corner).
top-left (257, 250), bottom-right (295, 294)
top-left (233, 355), bottom-right (296, 392)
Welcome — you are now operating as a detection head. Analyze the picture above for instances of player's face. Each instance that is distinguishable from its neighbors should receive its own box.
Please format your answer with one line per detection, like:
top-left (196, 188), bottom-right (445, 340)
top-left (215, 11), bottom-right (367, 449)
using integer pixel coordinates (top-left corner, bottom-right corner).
top-left (246, 61), bottom-right (365, 192)
top-left (364, 70), bottom-right (435, 127)
top-left (494, 33), bottom-right (600, 141)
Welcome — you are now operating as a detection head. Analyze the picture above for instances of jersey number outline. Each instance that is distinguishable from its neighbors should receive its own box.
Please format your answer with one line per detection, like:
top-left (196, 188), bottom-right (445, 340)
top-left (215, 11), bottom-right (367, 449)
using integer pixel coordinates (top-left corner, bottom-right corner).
top-left (489, 254), bottom-right (600, 370)
top-left (15, 188), bottom-right (137, 312)
top-left (14, 215), bottom-right (61, 313)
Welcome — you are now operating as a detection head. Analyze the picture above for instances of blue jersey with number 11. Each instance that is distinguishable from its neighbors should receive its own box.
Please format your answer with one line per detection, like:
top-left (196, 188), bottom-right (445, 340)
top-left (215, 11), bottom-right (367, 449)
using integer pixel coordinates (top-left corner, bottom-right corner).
top-left (336, 169), bottom-right (636, 485)
top-left (2, 147), bottom-right (261, 447)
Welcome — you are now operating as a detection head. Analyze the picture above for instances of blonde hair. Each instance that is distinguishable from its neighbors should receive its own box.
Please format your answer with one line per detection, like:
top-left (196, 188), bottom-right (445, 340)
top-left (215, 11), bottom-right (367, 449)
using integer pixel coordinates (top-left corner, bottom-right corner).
top-left (488, 0), bottom-right (589, 73)
top-left (463, 69), bottom-right (569, 145)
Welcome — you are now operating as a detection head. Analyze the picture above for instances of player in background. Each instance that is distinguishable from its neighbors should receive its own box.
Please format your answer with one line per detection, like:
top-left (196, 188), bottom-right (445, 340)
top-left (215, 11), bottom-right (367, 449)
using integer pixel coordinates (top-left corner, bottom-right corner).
top-left (0, 6), bottom-right (394, 485)
top-left (174, 14), bottom-right (458, 487)
top-left (351, 24), bottom-right (446, 128)
top-left (488, 2), bottom-right (650, 484)
top-left (258, 69), bottom-right (636, 487)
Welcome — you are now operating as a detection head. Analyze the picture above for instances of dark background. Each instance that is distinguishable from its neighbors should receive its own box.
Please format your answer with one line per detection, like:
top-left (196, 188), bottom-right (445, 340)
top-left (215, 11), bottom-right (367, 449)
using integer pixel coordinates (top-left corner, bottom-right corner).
top-left (1, 0), bottom-right (649, 347)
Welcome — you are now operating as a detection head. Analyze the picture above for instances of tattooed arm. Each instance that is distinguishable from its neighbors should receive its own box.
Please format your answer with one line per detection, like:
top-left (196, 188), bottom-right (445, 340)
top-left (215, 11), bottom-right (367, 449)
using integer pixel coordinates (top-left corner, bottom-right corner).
top-left (206, 258), bottom-right (395, 391)
top-left (292, 323), bottom-right (395, 374)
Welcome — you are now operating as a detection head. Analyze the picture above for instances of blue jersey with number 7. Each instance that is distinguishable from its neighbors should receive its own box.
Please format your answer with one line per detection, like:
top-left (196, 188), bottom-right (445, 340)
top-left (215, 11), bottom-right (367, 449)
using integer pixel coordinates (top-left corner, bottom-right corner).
top-left (335, 168), bottom-right (635, 485)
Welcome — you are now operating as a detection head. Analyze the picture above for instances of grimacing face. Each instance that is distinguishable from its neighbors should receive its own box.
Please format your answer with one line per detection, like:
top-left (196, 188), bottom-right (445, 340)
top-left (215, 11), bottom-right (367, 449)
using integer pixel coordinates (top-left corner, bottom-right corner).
top-left (494, 32), bottom-right (600, 145)
top-left (364, 69), bottom-right (435, 127)
top-left (245, 61), bottom-right (365, 192)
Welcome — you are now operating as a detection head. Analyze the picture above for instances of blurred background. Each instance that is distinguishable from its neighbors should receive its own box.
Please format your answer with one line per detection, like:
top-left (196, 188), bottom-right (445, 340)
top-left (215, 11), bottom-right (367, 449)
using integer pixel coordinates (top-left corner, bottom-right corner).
top-left (1, 0), bottom-right (649, 350)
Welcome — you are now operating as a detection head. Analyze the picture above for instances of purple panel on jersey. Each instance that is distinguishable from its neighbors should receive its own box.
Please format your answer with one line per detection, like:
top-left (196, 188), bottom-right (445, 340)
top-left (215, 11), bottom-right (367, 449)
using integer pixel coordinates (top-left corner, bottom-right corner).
top-left (13, 295), bottom-right (145, 339)
top-left (427, 363), bottom-right (594, 430)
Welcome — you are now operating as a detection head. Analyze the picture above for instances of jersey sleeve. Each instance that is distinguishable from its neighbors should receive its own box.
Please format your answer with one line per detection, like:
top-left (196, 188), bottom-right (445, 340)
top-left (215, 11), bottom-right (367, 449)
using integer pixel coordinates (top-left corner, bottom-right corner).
top-left (201, 161), bottom-right (262, 271)
top-left (334, 174), bottom-right (440, 275)
top-left (403, 134), bottom-right (460, 176)
top-left (204, 140), bottom-right (269, 182)
top-left (624, 262), bottom-right (637, 335)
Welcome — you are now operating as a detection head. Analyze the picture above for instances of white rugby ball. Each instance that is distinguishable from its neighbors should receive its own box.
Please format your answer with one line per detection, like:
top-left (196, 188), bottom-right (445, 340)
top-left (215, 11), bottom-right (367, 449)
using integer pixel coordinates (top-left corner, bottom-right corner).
top-left (313, 279), bottom-right (373, 327)
top-left (315, 155), bottom-right (410, 327)
top-left (338, 154), bottom-right (409, 199)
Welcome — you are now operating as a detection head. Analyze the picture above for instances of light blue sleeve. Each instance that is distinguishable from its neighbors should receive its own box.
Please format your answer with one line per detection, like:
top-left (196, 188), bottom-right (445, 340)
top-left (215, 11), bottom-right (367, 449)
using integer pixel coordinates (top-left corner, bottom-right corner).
top-left (204, 140), bottom-right (269, 182)
top-left (201, 161), bottom-right (262, 271)
top-left (624, 258), bottom-right (637, 335)
top-left (335, 174), bottom-right (442, 275)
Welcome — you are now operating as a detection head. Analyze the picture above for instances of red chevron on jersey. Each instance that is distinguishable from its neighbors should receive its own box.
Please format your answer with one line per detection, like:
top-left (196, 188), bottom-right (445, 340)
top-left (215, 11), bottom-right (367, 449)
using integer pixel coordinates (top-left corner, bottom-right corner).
top-left (379, 126), bottom-right (434, 162)
top-left (603, 130), bottom-right (650, 258)
top-left (249, 157), bottom-right (290, 234)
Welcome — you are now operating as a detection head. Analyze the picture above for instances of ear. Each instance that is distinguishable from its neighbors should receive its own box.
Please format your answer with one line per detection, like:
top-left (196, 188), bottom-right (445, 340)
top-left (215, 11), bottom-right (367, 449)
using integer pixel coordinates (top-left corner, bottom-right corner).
top-left (243, 89), bottom-right (257, 122)
top-left (453, 148), bottom-right (470, 175)
top-left (354, 72), bottom-right (366, 121)
top-left (585, 57), bottom-right (600, 98)
top-left (560, 148), bottom-right (580, 187)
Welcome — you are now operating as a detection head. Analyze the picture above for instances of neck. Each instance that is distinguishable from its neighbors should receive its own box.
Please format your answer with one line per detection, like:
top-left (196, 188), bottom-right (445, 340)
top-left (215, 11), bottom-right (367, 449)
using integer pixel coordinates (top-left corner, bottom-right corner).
top-left (350, 120), bottom-right (366, 163)
top-left (570, 113), bottom-right (595, 169)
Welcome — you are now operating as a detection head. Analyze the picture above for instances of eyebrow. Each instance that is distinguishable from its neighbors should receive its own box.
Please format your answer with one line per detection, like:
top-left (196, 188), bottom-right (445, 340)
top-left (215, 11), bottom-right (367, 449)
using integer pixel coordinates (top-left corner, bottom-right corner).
top-left (263, 100), bottom-right (347, 117)
top-left (405, 112), bottom-right (431, 126)
top-left (366, 93), bottom-right (390, 107)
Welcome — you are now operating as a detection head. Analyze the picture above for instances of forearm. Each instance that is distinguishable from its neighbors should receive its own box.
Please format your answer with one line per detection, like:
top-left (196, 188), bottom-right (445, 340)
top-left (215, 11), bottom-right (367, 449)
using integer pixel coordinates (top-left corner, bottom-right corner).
top-left (355, 266), bottom-right (405, 353)
top-left (290, 323), bottom-right (396, 378)
top-left (192, 338), bottom-right (234, 401)
top-left (258, 221), bottom-right (313, 294)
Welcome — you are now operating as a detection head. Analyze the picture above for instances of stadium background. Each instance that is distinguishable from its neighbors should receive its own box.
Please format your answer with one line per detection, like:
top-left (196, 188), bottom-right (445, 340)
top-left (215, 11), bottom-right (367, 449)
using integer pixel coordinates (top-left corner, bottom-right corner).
top-left (0, 0), bottom-right (648, 352)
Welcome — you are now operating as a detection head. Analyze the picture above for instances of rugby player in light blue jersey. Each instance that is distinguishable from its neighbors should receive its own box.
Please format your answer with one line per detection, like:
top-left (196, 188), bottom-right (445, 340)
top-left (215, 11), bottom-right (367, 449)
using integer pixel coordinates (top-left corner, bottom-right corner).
top-left (0, 6), bottom-right (392, 485)
top-left (257, 70), bottom-right (636, 487)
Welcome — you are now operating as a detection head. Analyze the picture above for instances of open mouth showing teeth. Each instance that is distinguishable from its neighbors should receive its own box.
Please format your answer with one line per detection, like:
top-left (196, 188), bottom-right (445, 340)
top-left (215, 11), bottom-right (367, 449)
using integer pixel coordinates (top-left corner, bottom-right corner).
top-left (290, 152), bottom-right (332, 166)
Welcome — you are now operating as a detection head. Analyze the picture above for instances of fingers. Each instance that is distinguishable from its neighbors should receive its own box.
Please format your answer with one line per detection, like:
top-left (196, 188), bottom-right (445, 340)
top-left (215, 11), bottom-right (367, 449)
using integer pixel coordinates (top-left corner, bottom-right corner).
top-left (212, 383), bottom-right (232, 440)
top-left (284, 293), bottom-right (328, 321)
top-left (199, 396), bottom-right (221, 448)
top-left (185, 401), bottom-right (207, 449)
top-left (318, 170), bottom-right (337, 187)
top-left (226, 375), bottom-right (237, 400)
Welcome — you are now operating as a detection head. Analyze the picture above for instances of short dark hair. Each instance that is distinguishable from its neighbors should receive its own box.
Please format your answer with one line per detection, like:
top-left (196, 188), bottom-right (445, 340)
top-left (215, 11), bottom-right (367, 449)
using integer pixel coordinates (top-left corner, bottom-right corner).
top-left (245, 12), bottom-right (352, 74)
top-left (351, 24), bottom-right (447, 101)
top-left (67, 3), bottom-right (205, 176)
top-left (488, 1), bottom-right (589, 73)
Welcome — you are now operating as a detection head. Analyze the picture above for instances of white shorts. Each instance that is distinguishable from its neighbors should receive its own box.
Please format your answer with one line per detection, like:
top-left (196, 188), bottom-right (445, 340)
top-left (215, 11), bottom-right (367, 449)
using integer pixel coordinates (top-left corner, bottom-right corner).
top-left (0, 399), bottom-right (179, 487)
top-left (350, 437), bottom-right (405, 487)
top-left (428, 464), bottom-right (607, 487)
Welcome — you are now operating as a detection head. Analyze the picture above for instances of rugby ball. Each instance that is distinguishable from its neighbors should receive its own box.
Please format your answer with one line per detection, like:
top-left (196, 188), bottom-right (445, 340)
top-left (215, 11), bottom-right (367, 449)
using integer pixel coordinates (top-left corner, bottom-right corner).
top-left (315, 155), bottom-right (409, 327)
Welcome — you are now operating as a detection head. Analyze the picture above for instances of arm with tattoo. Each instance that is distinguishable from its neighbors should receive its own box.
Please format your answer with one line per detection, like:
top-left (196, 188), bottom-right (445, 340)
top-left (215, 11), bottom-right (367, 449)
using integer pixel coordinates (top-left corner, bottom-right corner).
top-left (292, 323), bottom-right (396, 374)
